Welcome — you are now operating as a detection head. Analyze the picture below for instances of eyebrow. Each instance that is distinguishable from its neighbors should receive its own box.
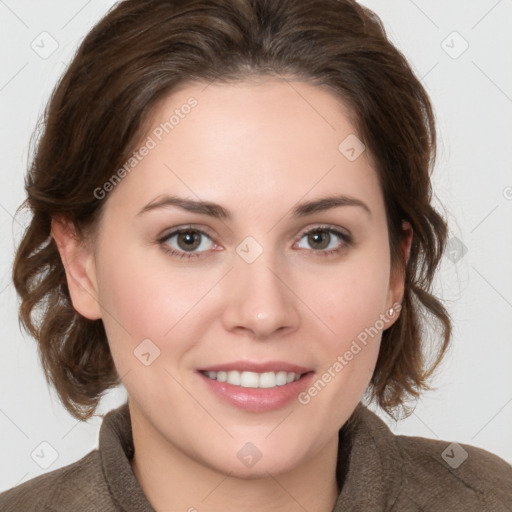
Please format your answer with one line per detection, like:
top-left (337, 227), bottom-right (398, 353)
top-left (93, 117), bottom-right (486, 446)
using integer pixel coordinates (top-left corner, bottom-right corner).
top-left (136, 194), bottom-right (371, 219)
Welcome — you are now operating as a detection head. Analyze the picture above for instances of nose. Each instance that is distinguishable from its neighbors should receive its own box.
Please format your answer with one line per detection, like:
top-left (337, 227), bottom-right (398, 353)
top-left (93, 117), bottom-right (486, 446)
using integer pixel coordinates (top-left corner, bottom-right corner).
top-left (221, 252), bottom-right (301, 340)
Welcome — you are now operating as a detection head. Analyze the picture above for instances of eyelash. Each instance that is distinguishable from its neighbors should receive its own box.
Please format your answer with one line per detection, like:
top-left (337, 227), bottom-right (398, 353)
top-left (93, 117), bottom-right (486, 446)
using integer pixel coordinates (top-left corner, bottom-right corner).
top-left (157, 225), bottom-right (352, 260)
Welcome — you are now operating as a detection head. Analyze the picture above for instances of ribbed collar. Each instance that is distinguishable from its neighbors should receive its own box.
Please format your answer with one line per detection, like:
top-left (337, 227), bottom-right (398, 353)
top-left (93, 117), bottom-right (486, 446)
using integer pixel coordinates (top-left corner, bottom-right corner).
top-left (332, 403), bottom-right (403, 510)
top-left (99, 401), bottom-right (403, 511)
top-left (100, 401), bottom-right (155, 511)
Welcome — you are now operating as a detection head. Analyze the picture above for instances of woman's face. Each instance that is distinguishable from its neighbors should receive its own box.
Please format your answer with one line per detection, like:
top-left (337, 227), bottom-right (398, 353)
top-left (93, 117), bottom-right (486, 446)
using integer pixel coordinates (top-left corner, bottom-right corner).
top-left (59, 77), bottom-right (409, 477)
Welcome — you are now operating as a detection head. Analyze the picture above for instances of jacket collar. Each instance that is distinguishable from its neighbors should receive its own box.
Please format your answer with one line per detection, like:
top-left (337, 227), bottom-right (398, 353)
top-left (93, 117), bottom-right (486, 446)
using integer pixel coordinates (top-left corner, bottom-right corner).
top-left (100, 401), bottom-right (155, 511)
top-left (333, 403), bottom-right (403, 510)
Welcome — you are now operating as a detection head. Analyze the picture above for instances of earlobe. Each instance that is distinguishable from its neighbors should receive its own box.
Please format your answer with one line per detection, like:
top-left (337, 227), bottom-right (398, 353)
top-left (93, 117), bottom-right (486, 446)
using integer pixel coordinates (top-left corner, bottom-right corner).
top-left (51, 217), bottom-right (102, 320)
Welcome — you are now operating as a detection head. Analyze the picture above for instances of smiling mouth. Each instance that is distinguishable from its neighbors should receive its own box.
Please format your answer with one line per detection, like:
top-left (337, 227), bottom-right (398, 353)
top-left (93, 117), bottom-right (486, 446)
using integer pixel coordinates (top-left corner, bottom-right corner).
top-left (200, 370), bottom-right (308, 389)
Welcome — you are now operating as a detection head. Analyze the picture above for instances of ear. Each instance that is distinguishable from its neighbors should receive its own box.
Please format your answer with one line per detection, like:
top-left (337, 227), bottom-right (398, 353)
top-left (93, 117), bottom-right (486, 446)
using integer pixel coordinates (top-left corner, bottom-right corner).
top-left (51, 217), bottom-right (102, 320)
top-left (385, 220), bottom-right (413, 316)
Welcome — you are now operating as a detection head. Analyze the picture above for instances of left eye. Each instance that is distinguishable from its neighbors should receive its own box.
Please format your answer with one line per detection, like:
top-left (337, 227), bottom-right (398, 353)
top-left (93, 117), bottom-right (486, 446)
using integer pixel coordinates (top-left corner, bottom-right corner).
top-left (295, 228), bottom-right (349, 252)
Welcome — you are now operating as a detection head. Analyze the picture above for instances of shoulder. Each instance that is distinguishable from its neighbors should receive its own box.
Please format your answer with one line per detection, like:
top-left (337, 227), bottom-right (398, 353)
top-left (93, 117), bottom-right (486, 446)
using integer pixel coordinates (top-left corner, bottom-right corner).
top-left (394, 431), bottom-right (512, 509)
top-left (0, 448), bottom-right (116, 512)
top-left (348, 406), bottom-right (512, 510)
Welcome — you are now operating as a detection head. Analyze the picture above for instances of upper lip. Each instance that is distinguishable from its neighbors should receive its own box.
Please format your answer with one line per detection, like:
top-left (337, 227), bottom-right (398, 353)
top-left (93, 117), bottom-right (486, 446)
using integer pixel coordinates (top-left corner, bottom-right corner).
top-left (198, 361), bottom-right (312, 374)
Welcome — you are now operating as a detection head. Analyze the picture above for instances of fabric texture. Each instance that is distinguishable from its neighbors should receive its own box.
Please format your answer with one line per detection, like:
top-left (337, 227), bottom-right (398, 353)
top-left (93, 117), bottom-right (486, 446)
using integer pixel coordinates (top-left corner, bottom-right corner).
top-left (1, 401), bottom-right (511, 511)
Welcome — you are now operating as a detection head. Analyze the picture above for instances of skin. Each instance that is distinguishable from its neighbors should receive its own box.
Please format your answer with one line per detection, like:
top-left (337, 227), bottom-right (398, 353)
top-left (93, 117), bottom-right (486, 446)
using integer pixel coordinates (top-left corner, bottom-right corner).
top-left (52, 77), bottom-right (413, 512)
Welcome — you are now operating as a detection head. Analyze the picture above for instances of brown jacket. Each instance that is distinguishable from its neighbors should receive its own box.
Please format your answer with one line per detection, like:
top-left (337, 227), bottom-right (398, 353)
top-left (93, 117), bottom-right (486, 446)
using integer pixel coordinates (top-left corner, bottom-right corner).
top-left (1, 401), bottom-right (511, 511)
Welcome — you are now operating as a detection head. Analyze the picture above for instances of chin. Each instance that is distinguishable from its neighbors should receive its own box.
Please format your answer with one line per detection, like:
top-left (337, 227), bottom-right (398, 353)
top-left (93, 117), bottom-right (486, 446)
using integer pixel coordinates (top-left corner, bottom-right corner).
top-left (198, 440), bottom-right (309, 479)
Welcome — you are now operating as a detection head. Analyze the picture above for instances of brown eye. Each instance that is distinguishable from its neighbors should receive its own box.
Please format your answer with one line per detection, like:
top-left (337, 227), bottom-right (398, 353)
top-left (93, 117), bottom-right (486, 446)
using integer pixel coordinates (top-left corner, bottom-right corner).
top-left (176, 230), bottom-right (202, 251)
top-left (307, 230), bottom-right (331, 250)
top-left (295, 226), bottom-right (351, 255)
top-left (160, 228), bottom-right (215, 258)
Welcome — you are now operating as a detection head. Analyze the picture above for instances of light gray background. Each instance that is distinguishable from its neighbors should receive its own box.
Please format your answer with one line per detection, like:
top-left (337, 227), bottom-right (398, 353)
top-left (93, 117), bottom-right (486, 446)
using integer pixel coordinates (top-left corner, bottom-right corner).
top-left (1, 0), bottom-right (511, 491)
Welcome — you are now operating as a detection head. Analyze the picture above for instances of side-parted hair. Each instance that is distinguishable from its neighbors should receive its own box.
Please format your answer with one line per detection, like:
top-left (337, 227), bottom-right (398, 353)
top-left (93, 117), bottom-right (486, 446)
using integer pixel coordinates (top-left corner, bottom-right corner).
top-left (12, 0), bottom-right (451, 421)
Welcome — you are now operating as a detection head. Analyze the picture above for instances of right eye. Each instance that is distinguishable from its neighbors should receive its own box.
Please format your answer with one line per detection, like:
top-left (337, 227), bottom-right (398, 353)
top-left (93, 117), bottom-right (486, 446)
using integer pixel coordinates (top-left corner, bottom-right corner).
top-left (158, 227), bottom-right (217, 260)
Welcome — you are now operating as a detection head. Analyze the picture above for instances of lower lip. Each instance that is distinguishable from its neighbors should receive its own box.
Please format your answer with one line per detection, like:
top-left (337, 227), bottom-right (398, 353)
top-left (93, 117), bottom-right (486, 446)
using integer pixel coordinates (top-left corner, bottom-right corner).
top-left (197, 371), bottom-right (315, 412)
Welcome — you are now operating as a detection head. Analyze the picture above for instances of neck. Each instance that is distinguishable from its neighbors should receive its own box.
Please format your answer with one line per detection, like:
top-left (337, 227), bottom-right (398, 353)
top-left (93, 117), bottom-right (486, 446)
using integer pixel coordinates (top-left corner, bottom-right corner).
top-left (129, 411), bottom-right (341, 512)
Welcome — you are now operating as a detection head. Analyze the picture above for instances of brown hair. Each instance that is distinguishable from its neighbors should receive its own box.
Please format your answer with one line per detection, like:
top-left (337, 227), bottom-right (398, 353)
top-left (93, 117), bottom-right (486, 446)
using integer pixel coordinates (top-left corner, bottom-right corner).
top-left (13, 0), bottom-right (451, 421)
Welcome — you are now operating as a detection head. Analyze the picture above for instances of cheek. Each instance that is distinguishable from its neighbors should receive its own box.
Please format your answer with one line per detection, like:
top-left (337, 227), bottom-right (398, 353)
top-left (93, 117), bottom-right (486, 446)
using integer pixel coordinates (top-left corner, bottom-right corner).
top-left (293, 258), bottom-right (390, 435)
top-left (302, 250), bottom-right (391, 394)
top-left (94, 239), bottom-right (216, 358)
top-left (314, 253), bottom-right (391, 337)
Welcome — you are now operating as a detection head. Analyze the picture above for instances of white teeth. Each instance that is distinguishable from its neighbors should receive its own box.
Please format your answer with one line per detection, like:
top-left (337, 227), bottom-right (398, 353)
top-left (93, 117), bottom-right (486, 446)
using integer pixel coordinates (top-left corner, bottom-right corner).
top-left (240, 371), bottom-right (259, 388)
top-left (276, 371), bottom-right (287, 386)
top-left (259, 372), bottom-right (276, 388)
top-left (203, 370), bottom-right (303, 388)
top-left (227, 370), bottom-right (241, 385)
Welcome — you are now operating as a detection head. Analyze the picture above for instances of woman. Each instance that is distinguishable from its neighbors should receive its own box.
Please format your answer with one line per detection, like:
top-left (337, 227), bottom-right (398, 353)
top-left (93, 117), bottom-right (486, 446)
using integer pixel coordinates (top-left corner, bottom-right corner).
top-left (1, 0), bottom-right (511, 510)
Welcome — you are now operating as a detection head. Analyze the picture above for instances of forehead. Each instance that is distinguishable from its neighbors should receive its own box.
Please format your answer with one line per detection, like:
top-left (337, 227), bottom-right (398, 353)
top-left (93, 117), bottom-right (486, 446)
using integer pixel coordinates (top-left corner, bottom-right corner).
top-left (101, 78), bottom-right (384, 223)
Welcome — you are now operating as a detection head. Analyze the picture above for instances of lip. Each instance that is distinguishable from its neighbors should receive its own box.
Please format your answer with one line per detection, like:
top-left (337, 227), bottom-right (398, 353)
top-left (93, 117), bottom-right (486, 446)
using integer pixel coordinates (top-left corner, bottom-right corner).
top-left (198, 360), bottom-right (312, 374)
top-left (197, 366), bottom-right (315, 413)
